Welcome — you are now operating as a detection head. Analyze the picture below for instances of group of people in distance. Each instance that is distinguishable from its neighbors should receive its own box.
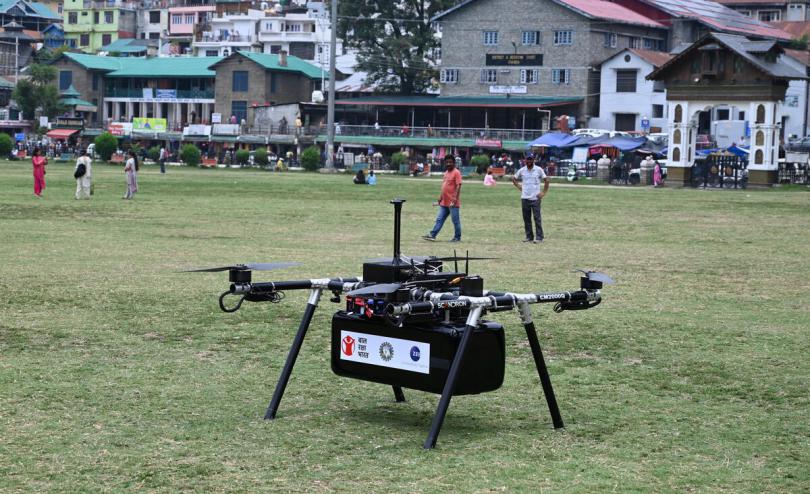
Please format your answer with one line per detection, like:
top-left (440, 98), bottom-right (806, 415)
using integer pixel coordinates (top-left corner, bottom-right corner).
top-left (29, 148), bottom-right (141, 200)
top-left (422, 154), bottom-right (549, 244)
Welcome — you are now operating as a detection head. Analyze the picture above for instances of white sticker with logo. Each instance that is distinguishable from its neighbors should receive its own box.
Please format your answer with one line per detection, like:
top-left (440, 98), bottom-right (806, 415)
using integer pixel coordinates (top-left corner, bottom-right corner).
top-left (340, 330), bottom-right (430, 374)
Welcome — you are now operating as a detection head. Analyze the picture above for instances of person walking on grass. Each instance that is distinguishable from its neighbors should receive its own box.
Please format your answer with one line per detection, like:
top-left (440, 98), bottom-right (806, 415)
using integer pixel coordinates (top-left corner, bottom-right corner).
top-left (159, 145), bottom-right (167, 174)
top-left (423, 155), bottom-right (462, 243)
top-left (512, 154), bottom-right (549, 244)
top-left (123, 150), bottom-right (139, 200)
top-left (74, 150), bottom-right (92, 200)
top-left (31, 147), bottom-right (47, 197)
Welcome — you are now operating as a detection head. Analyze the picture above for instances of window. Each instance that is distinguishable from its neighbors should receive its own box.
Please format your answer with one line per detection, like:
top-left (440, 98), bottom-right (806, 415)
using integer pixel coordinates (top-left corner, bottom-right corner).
top-left (92, 73), bottom-right (99, 90)
top-left (739, 10), bottom-right (751, 16)
top-left (68, 11), bottom-right (77, 23)
top-left (231, 101), bottom-right (247, 123)
top-left (57, 2), bottom-right (62, 13)
top-left (104, 11), bottom-right (113, 23)
top-left (653, 80), bottom-right (665, 92)
top-left (615, 113), bottom-right (636, 132)
top-left (480, 69), bottom-right (497, 83)
top-left (604, 32), bottom-right (617, 48)
top-left (520, 69), bottom-right (539, 84)
top-left (270, 45), bottom-right (281, 54)
top-left (171, 14), bottom-right (181, 24)
top-left (185, 14), bottom-right (193, 24)
top-left (551, 68), bottom-right (570, 84)
top-left (616, 69), bottom-right (637, 92)
top-left (59, 70), bottom-right (72, 90)
top-left (80, 33), bottom-right (89, 46)
top-left (758, 10), bottom-right (781, 21)
top-left (553, 30), bottom-right (572, 45)
top-left (264, 22), bottom-right (273, 31)
top-left (102, 34), bottom-right (111, 45)
top-left (716, 108), bottom-right (730, 120)
top-left (522, 31), bottom-right (540, 45)
top-left (149, 32), bottom-right (160, 39)
top-left (93, 11), bottom-right (99, 23)
top-left (270, 73), bottom-right (276, 93)
top-left (652, 104), bottom-right (664, 118)
top-left (483, 31), bottom-right (498, 45)
top-left (206, 50), bottom-right (219, 56)
top-left (629, 36), bottom-right (641, 49)
top-left (149, 10), bottom-right (160, 23)
top-left (733, 55), bottom-right (744, 73)
top-left (643, 38), bottom-right (656, 50)
top-left (440, 68), bottom-right (458, 84)
top-left (232, 71), bottom-right (249, 91)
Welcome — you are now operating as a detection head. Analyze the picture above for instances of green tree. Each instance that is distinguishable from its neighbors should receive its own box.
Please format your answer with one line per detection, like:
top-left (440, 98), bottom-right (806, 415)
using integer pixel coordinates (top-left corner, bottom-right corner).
top-left (0, 133), bottom-right (13, 156)
top-left (235, 149), bottom-right (250, 166)
top-left (254, 147), bottom-right (268, 167)
top-left (391, 151), bottom-right (408, 170)
top-left (12, 64), bottom-right (64, 119)
top-left (148, 146), bottom-right (160, 162)
top-left (180, 144), bottom-right (201, 167)
top-left (94, 133), bottom-right (118, 161)
top-left (336, 0), bottom-right (455, 94)
top-left (300, 146), bottom-right (321, 171)
top-left (470, 154), bottom-right (490, 174)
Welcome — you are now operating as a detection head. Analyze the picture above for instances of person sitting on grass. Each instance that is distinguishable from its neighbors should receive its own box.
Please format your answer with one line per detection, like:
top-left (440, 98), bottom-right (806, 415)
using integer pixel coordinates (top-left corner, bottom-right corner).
top-left (484, 169), bottom-right (497, 186)
top-left (353, 169), bottom-right (366, 184)
top-left (367, 170), bottom-right (377, 185)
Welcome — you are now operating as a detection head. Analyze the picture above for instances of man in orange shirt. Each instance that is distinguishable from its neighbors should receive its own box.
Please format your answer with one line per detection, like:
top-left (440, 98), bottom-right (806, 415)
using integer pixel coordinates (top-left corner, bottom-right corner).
top-left (423, 155), bottom-right (462, 242)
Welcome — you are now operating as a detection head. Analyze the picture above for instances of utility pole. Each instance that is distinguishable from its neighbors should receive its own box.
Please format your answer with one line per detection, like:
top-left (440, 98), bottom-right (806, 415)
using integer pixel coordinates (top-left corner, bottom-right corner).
top-left (323, 0), bottom-right (337, 171)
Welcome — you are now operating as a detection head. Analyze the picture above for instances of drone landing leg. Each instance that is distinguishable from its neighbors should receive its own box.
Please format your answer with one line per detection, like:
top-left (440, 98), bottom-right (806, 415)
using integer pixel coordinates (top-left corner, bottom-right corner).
top-left (519, 302), bottom-right (564, 429)
top-left (392, 386), bottom-right (406, 402)
top-left (423, 306), bottom-right (483, 450)
top-left (264, 288), bottom-right (322, 420)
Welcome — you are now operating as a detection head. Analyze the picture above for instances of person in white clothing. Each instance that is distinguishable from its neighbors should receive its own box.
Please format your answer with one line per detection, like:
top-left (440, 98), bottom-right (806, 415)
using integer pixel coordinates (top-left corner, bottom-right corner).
top-left (512, 155), bottom-right (549, 243)
top-left (74, 150), bottom-right (92, 200)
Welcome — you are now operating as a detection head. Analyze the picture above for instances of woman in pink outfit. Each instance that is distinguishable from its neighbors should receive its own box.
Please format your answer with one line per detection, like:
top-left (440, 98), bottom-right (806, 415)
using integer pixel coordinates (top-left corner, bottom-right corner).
top-left (31, 148), bottom-right (47, 197)
top-left (123, 150), bottom-right (139, 199)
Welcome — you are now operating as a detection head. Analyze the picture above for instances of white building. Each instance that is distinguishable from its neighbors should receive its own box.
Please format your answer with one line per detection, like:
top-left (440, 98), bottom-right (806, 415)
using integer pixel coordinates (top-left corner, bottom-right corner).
top-left (193, 9), bottom-right (264, 57)
top-left (589, 48), bottom-right (671, 133)
top-left (778, 49), bottom-right (810, 138)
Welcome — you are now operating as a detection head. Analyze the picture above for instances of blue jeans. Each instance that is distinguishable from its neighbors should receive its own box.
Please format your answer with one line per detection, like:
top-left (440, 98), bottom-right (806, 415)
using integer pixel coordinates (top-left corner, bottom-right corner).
top-left (430, 206), bottom-right (461, 240)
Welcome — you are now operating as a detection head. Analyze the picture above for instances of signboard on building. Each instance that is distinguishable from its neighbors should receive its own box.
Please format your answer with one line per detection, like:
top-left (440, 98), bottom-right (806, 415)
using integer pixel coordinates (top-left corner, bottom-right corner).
top-left (157, 89), bottom-right (178, 100)
top-left (183, 124), bottom-right (212, 136)
top-left (212, 124), bottom-right (240, 135)
top-left (489, 85), bottom-right (527, 94)
top-left (14, 132), bottom-right (25, 141)
top-left (211, 113), bottom-right (222, 124)
top-left (56, 117), bottom-right (84, 128)
top-left (108, 122), bottom-right (133, 136)
top-left (486, 54), bottom-right (543, 66)
top-left (475, 138), bottom-right (502, 148)
top-left (641, 117), bottom-right (650, 132)
top-left (142, 88), bottom-right (153, 99)
top-left (133, 118), bottom-right (167, 133)
top-left (39, 116), bottom-right (48, 128)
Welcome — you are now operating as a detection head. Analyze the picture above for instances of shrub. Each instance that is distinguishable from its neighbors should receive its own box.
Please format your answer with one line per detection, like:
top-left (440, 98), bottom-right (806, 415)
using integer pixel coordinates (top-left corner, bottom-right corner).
top-left (470, 154), bottom-right (490, 174)
top-left (235, 149), bottom-right (250, 166)
top-left (0, 133), bottom-right (13, 156)
top-left (94, 132), bottom-right (118, 162)
top-left (391, 152), bottom-right (408, 169)
top-left (300, 146), bottom-right (320, 171)
top-left (148, 146), bottom-right (160, 162)
top-left (180, 144), bottom-right (201, 167)
top-left (254, 147), bottom-right (268, 167)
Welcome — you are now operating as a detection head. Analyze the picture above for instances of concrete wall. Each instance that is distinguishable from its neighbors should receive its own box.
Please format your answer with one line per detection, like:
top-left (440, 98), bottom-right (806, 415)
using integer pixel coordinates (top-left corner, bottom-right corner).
top-left (51, 58), bottom-right (105, 124)
top-left (589, 51), bottom-right (667, 131)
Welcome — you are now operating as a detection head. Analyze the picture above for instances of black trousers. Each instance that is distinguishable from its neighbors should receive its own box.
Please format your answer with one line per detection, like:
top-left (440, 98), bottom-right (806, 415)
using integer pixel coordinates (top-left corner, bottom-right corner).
top-left (521, 198), bottom-right (543, 240)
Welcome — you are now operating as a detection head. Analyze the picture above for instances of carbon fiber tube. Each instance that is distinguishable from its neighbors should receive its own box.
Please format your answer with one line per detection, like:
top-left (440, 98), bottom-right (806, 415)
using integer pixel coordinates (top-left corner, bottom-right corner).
top-left (231, 278), bottom-right (360, 295)
top-left (386, 290), bottom-right (593, 315)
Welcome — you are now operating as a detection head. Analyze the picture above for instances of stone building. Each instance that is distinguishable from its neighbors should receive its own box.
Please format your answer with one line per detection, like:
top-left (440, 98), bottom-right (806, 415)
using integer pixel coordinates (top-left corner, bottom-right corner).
top-left (716, 0), bottom-right (810, 22)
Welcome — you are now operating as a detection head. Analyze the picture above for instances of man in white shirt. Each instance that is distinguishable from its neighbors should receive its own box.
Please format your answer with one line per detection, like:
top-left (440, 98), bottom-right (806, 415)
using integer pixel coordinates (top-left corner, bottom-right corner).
top-left (512, 155), bottom-right (549, 243)
top-left (74, 150), bottom-right (92, 200)
top-left (159, 146), bottom-right (167, 174)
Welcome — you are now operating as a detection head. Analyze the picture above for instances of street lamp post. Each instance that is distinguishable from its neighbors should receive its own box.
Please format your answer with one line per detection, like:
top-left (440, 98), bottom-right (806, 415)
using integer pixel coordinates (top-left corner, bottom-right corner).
top-left (323, 0), bottom-right (337, 171)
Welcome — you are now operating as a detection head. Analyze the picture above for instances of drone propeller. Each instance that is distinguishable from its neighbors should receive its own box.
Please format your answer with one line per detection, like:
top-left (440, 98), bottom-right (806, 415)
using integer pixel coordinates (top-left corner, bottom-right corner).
top-left (433, 255), bottom-right (499, 262)
top-left (183, 262), bottom-right (301, 273)
top-left (346, 283), bottom-right (404, 297)
top-left (365, 255), bottom-right (429, 263)
top-left (574, 269), bottom-right (615, 285)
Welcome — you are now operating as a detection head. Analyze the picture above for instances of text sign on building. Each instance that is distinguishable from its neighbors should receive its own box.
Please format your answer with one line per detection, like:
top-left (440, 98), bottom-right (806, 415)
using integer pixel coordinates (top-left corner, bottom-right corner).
top-left (489, 85), bottom-right (527, 94)
top-left (475, 138), bottom-right (502, 148)
top-left (486, 54), bottom-right (543, 66)
top-left (133, 118), bottom-right (167, 133)
top-left (108, 122), bottom-right (132, 136)
top-left (156, 89), bottom-right (178, 100)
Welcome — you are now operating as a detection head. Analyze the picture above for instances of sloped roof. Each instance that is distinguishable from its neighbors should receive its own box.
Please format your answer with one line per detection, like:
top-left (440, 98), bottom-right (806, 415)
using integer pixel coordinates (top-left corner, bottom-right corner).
top-left (335, 95), bottom-right (582, 108)
top-left (629, 48), bottom-right (674, 67)
top-left (62, 52), bottom-right (129, 71)
top-left (61, 52), bottom-right (220, 77)
top-left (214, 51), bottom-right (327, 80)
top-left (638, 0), bottom-right (791, 40)
top-left (770, 21), bottom-right (810, 39)
top-left (101, 38), bottom-right (148, 54)
top-left (29, 1), bottom-right (60, 20)
top-left (648, 31), bottom-right (806, 80)
top-left (783, 48), bottom-right (810, 67)
top-left (433, 0), bottom-right (664, 28)
top-left (60, 84), bottom-right (80, 97)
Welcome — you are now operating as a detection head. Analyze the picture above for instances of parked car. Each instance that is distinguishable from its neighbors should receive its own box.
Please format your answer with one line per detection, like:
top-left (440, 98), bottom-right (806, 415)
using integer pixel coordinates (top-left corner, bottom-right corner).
top-left (786, 136), bottom-right (810, 153)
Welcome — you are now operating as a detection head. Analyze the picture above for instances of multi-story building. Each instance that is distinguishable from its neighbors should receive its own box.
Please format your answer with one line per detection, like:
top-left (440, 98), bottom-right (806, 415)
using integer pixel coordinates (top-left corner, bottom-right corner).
top-left (716, 0), bottom-right (810, 22)
top-left (193, 7), bottom-right (263, 56)
top-left (136, 1), bottom-right (168, 42)
top-left (258, 4), bottom-right (341, 67)
top-left (0, 0), bottom-right (62, 31)
top-left (167, 4), bottom-right (215, 54)
top-left (62, 0), bottom-right (137, 52)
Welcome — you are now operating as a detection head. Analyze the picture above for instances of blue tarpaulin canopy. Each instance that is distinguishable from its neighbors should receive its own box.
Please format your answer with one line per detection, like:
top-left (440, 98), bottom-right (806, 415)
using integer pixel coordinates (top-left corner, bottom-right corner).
top-left (526, 132), bottom-right (580, 148)
top-left (528, 133), bottom-right (647, 151)
top-left (696, 145), bottom-right (750, 157)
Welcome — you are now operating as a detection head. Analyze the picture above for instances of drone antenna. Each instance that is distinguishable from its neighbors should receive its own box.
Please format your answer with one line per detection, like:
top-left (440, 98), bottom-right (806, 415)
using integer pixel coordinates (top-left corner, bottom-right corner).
top-left (390, 198), bottom-right (406, 266)
top-left (465, 250), bottom-right (469, 275)
top-left (453, 249), bottom-right (458, 273)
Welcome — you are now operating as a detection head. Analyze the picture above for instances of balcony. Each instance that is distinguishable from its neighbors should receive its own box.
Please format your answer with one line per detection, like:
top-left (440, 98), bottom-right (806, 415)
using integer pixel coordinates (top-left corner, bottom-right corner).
top-left (105, 88), bottom-right (215, 99)
top-left (315, 125), bottom-right (546, 142)
top-left (257, 31), bottom-right (315, 43)
top-left (82, 0), bottom-right (138, 8)
top-left (195, 32), bottom-right (254, 43)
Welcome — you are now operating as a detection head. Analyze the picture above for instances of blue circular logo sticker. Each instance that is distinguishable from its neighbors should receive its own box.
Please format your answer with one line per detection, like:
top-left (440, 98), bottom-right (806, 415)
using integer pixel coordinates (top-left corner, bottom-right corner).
top-left (410, 346), bottom-right (421, 362)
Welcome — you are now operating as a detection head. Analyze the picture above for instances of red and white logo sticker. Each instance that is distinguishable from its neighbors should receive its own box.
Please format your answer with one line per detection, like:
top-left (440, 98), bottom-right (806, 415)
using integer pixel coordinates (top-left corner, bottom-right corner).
top-left (341, 335), bottom-right (355, 356)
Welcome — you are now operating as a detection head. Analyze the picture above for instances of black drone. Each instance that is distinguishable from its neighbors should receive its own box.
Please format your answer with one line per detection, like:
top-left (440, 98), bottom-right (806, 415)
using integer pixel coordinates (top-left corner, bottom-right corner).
top-left (188, 199), bottom-right (613, 449)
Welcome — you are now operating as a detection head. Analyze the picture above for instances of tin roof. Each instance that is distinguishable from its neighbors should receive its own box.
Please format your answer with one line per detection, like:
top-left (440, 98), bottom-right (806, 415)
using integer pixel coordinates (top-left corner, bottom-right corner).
top-left (216, 51), bottom-right (327, 80)
top-left (552, 0), bottom-right (665, 28)
top-left (335, 95), bottom-right (582, 109)
top-left (61, 52), bottom-right (220, 77)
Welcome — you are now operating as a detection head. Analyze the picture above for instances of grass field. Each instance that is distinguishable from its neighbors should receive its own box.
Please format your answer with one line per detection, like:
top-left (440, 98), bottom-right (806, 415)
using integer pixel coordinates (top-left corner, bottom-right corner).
top-left (1, 161), bottom-right (809, 493)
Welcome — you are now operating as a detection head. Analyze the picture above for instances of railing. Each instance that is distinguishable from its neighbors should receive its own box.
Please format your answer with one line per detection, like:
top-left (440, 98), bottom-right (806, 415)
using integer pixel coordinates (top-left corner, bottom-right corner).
top-left (690, 156), bottom-right (748, 189)
top-left (332, 125), bottom-right (546, 142)
top-left (105, 88), bottom-right (215, 99)
top-left (778, 162), bottom-right (809, 184)
top-left (543, 161), bottom-right (599, 179)
top-left (195, 32), bottom-right (254, 43)
top-left (83, 0), bottom-right (138, 8)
